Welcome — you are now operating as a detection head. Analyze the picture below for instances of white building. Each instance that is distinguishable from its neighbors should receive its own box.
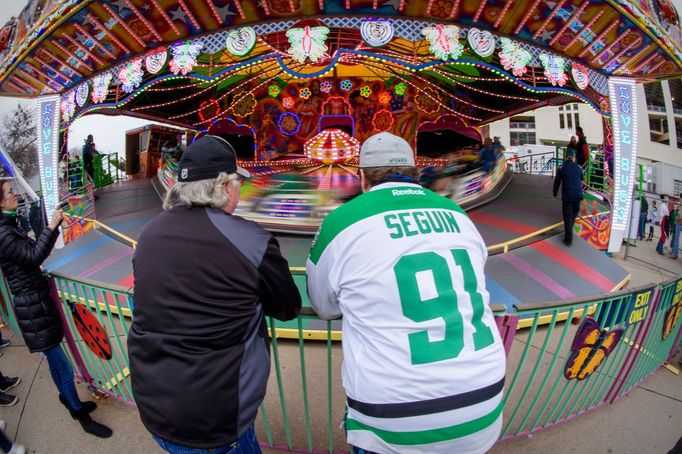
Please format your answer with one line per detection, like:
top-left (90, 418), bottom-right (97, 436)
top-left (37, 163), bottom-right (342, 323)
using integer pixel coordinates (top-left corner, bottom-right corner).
top-left (487, 80), bottom-right (682, 195)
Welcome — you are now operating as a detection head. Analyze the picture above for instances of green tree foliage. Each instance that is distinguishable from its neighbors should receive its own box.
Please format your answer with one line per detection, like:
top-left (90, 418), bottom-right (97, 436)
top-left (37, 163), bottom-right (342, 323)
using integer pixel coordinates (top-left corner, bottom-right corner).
top-left (0, 103), bottom-right (38, 177)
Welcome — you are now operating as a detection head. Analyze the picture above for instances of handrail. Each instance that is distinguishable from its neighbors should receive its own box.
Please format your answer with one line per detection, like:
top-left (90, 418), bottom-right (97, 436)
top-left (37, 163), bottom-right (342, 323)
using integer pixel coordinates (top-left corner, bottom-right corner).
top-left (514, 281), bottom-right (657, 312)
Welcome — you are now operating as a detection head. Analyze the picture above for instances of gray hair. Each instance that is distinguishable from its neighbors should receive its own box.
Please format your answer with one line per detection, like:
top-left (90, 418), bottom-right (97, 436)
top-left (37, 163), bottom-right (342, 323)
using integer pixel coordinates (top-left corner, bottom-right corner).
top-left (163, 172), bottom-right (240, 210)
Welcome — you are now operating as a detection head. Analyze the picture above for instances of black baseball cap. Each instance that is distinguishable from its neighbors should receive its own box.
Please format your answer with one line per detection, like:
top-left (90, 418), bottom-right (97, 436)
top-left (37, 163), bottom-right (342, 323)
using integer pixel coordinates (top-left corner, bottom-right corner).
top-left (177, 135), bottom-right (251, 182)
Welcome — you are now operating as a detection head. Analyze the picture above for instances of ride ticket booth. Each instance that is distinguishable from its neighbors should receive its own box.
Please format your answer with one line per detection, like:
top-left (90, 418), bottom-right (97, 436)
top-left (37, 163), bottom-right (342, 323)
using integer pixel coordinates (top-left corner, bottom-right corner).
top-left (125, 124), bottom-right (190, 178)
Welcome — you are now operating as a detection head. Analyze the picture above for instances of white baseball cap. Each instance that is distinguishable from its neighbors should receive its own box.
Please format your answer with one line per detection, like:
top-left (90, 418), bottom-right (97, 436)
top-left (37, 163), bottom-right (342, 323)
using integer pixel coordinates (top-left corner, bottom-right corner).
top-left (359, 132), bottom-right (416, 168)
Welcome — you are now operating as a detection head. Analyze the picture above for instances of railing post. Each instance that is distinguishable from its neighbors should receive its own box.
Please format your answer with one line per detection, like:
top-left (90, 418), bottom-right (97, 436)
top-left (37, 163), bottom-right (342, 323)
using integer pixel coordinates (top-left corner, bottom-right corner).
top-left (49, 277), bottom-right (94, 383)
top-left (605, 286), bottom-right (661, 403)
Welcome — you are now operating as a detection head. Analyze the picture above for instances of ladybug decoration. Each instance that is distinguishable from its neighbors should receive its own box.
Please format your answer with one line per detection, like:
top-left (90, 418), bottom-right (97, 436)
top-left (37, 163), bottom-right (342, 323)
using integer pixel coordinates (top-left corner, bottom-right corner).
top-left (68, 301), bottom-right (113, 361)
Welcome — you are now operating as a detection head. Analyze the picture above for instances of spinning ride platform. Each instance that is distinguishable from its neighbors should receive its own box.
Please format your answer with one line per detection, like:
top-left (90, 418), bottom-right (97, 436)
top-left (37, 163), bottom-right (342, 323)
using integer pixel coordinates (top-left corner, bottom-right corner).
top-left (43, 174), bottom-right (630, 328)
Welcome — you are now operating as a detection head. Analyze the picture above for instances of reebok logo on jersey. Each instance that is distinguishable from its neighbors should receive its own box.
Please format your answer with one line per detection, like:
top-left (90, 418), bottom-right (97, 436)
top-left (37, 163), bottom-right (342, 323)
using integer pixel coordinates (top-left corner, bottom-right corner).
top-left (392, 188), bottom-right (425, 196)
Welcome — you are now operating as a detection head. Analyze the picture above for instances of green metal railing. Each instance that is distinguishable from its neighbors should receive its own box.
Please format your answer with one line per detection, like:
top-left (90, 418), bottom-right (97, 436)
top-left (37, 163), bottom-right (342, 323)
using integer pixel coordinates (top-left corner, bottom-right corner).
top-left (93, 153), bottom-right (126, 189)
top-left (1, 269), bottom-right (681, 452)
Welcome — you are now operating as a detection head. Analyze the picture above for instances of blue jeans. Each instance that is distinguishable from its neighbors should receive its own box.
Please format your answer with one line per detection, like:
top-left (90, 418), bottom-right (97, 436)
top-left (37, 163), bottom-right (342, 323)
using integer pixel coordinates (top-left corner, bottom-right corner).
top-left (43, 345), bottom-right (81, 410)
top-left (672, 224), bottom-right (682, 257)
top-left (153, 426), bottom-right (261, 454)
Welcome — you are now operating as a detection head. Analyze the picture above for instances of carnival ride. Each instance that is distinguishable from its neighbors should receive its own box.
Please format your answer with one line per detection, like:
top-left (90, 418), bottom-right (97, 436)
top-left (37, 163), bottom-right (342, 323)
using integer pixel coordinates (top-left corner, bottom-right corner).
top-left (1, 0), bottom-right (680, 244)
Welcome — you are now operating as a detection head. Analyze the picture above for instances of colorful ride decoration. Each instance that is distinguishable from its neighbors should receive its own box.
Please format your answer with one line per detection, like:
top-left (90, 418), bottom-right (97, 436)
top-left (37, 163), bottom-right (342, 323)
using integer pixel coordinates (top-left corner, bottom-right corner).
top-left (421, 25), bottom-right (464, 61)
top-left (360, 19), bottom-right (394, 48)
top-left (226, 27), bottom-right (257, 57)
top-left (169, 41), bottom-right (203, 75)
top-left (145, 47), bottom-right (168, 75)
top-left (467, 28), bottom-right (496, 58)
top-left (68, 301), bottom-right (113, 361)
top-left (304, 129), bottom-right (359, 164)
top-left (539, 53), bottom-right (568, 87)
top-left (287, 25), bottom-right (330, 63)
top-left (118, 58), bottom-right (144, 94)
top-left (564, 317), bottom-right (624, 381)
top-left (663, 281), bottom-right (682, 340)
top-left (572, 64), bottom-right (590, 90)
top-left (499, 38), bottom-right (532, 77)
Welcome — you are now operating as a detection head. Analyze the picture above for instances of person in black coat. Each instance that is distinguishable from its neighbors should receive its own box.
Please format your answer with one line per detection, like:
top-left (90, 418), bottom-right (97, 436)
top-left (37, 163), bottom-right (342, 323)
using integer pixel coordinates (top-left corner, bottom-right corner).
top-left (553, 148), bottom-right (584, 246)
top-left (129, 136), bottom-right (302, 453)
top-left (0, 181), bottom-right (111, 438)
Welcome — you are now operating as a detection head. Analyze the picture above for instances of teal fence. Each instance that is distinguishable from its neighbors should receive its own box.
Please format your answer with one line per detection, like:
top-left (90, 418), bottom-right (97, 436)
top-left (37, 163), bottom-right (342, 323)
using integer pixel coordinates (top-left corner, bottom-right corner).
top-left (1, 269), bottom-right (681, 452)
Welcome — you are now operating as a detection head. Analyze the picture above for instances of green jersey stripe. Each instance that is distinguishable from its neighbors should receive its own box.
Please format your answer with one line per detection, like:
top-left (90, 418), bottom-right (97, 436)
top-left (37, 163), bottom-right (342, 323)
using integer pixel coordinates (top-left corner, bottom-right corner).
top-left (345, 400), bottom-right (503, 446)
top-left (309, 187), bottom-right (466, 265)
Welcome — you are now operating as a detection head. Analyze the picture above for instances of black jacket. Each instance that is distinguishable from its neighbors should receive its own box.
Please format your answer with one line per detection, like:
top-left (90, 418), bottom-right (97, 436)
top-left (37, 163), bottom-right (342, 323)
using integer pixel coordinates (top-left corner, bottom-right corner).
top-left (553, 160), bottom-right (584, 202)
top-left (0, 215), bottom-right (63, 352)
top-left (128, 206), bottom-right (301, 449)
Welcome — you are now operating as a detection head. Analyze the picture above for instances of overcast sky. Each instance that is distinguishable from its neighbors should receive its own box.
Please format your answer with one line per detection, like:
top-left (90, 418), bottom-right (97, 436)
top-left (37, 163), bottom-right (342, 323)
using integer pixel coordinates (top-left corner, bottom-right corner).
top-left (1, 0), bottom-right (681, 155)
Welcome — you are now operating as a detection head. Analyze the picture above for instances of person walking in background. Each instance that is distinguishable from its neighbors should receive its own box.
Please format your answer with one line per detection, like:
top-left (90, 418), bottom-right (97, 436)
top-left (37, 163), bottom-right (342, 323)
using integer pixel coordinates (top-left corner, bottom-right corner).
top-left (648, 200), bottom-right (658, 241)
top-left (638, 191), bottom-right (649, 241)
top-left (129, 135), bottom-right (301, 454)
top-left (671, 195), bottom-right (682, 259)
top-left (575, 126), bottom-right (590, 169)
top-left (81, 135), bottom-right (96, 182)
top-left (657, 195), bottom-right (670, 255)
top-left (0, 421), bottom-right (24, 454)
top-left (553, 148), bottom-right (583, 247)
top-left (0, 182), bottom-right (111, 438)
top-left (307, 132), bottom-right (506, 454)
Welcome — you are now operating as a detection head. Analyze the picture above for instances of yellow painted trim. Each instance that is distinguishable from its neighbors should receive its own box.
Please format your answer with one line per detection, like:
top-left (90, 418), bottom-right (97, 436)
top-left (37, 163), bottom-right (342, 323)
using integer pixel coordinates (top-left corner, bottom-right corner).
top-left (55, 290), bottom-right (132, 318)
top-left (71, 215), bottom-right (138, 249)
top-left (269, 328), bottom-right (343, 341)
top-left (611, 275), bottom-right (632, 292)
top-left (104, 367), bottom-right (130, 391)
top-left (663, 363), bottom-right (680, 375)
top-left (516, 305), bottom-right (596, 329)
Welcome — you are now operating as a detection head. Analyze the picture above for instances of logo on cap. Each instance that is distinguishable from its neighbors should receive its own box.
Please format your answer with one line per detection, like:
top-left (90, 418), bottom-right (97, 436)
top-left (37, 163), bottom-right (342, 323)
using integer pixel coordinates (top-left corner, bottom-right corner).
top-left (181, 169), bottom-right (188, 179)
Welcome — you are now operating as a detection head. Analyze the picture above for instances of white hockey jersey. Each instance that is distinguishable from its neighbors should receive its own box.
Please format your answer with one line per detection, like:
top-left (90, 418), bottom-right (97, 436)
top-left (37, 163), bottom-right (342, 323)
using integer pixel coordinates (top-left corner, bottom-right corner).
top-left (307, 182), bottom-right (506, 454)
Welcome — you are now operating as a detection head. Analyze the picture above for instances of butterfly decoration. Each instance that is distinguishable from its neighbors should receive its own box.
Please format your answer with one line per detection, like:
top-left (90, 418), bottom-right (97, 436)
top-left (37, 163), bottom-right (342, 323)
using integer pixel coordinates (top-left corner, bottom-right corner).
top-left (564, 317), bottom-right (623, 380)
top-left (539, 53), bottom-right (568, 87)
top-left (421, 24), bottom-right (464, 61)
top-left (91, 73), bottom-right (112, 104)
top-left (499, 38), bottom-right (532, 77)
top-left (60, 90), bottom-right (76, 122)
top-left (118, 57), bottom-right (144, 93)
top-left (169, 41), bottom-right (203, 75)
top-left (286, 26), bottom-right (330, 64)
top-left (68, 301), bottom-right (112, 361)
top-left (662, 298), bottom-right (682, 340)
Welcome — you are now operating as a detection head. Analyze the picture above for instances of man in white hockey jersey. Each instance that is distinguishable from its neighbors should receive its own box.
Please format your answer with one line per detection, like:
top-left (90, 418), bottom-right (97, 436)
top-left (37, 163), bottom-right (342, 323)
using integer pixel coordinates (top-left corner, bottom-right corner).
top-left (307, 132), bottom-right (506, 454)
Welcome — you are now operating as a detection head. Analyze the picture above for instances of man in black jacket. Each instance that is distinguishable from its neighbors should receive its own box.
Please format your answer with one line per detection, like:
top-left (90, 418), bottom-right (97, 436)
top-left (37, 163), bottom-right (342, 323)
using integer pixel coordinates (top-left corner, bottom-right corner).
top-left (553, 148), bottom-right (583, 247)
top-left (128, 135), bottom-right (301, 453)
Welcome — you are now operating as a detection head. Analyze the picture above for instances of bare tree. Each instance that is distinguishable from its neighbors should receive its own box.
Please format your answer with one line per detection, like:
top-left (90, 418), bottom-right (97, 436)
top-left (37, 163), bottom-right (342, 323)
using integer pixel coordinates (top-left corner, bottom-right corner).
top-left (0, 103), bottom-right (38, 177)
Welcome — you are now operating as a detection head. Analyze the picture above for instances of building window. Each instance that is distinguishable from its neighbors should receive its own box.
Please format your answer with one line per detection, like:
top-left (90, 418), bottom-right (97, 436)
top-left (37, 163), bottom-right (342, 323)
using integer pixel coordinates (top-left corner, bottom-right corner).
top-left (510, 131), bottom-right (536, 146)
top-left (676, 117), bottom-right (682, 148)
top-left (644, 82), bottom-right (666, 112)
top-left (573, 104), bottom-right (579, 110)
top-left (509, 116), bottom-right (535, 129)
top-left (559, 114), bottom-right (564, 129)
top-left (674, 179), bottom-right (682, 196)
top-left (574, 113), bottom-right (580, 128)
top-left (649, 117), bottom-right (670, 145)
top-left (670, 79), bottom-right (682, 115)
top-left (567, 111), bottom-right (573, 129)
top-left (559, 106), bottom-right (564, 111)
